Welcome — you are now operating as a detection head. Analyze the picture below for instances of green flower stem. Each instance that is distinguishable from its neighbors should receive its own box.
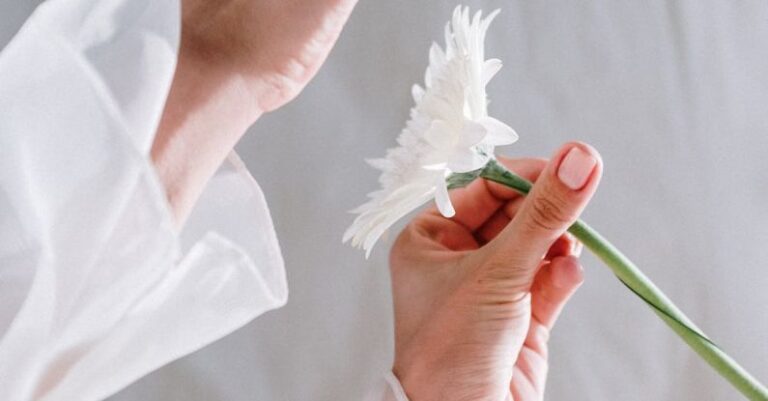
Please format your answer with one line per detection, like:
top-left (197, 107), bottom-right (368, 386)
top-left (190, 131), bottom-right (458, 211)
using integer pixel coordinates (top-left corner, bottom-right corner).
top-left (479, 159), bottom-right (768, 401)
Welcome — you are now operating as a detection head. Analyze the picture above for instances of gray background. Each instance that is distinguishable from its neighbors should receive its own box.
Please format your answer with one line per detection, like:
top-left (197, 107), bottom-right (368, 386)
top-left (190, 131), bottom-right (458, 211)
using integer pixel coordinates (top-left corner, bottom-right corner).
top-left (3, 1), bottom-right (768, 400)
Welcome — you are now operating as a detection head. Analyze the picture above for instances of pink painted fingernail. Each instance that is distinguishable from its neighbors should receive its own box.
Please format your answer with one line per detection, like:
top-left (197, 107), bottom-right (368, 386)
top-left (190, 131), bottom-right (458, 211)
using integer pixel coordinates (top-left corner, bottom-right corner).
top-left (557, 147), bottom-right (597, 190)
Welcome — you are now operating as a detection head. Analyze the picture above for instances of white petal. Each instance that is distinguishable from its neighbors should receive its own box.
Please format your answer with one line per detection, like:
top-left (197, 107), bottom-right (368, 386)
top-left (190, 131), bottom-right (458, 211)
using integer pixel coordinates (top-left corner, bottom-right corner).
top-left (423, 119), bottom-right (453, 149)
top-left (481, 9), bottom-right (501, 35)
top-left (444, 23), bottom-right (454, 59)
top-left (459, 119), bottom-right (488, 147)
top-left (366, 158), bottom-right (393, 171)
top-left (472, 10), bottom-right (483, 30)
top-left (411, 84), bottom-right (425, 103)
top-left (479, 116), bottom-right (519, 146)
top-left (421, 160), bottom-right (448, 171)
top-left (429, 42), bottom-right (446, 67)
top-left (360, 189), bottom-right (436, 257)
top-left (434, 180), bottom-right (455, 218)
top-left (342, 221), bottom-right (360, 243)
top-left (483, 59), bottom-right (502, 85)
top-left (447, 149), bottom-right (488, 173)
top-left (346, 6), bottom-right (514, 259)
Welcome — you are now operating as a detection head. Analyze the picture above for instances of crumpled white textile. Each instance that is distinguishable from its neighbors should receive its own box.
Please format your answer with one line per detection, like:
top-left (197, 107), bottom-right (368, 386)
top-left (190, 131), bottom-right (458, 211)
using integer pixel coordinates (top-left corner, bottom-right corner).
top-left (0, 0), bottom-right (411, 400)
top-left (0, 0), bottom-right (289, 399)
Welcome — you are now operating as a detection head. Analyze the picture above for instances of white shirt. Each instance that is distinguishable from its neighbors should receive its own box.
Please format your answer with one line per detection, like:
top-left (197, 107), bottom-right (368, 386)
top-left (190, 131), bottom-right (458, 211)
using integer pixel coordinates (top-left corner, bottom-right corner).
top-left (0, 0), bottom-right (406, 399)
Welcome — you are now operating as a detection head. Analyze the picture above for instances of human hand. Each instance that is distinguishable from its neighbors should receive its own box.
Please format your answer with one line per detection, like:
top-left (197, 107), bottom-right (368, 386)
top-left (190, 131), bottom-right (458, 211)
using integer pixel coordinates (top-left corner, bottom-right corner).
top-left (180, 0), bottom-right (358, 113)
top-left (152, 0), bottom-right (358, 224)
top-left (390, 143), bottom-right (602, 401)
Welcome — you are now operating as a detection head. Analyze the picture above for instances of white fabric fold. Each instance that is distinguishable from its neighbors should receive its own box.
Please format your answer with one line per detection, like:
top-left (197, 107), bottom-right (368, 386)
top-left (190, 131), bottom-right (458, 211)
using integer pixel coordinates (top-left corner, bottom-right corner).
top-left (0, 0), bottom-right (287, 399)
top-left (0, 0), bottom-right (406, 399)
top-left (365, 371), bottom-right (411, 401)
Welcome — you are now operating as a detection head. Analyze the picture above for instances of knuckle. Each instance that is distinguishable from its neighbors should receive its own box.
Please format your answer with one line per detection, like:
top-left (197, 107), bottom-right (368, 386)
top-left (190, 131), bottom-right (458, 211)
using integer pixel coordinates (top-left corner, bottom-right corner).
top-left (472, 256), bottom-right (535, 296)
top-left (525, 188), bottom-right (574, 232)
top-left (258, 73), bottom-right (302, 111)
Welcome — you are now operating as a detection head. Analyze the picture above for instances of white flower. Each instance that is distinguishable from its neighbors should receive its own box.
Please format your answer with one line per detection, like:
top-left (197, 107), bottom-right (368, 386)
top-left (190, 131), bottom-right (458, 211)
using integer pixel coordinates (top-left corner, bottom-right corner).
top-left (344, 6), bottom-right (518, 257)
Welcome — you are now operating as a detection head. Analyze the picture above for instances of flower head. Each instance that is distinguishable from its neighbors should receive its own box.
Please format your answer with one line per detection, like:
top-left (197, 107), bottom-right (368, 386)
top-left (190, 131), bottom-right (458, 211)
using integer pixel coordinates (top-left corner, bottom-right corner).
top-left (344, 6), bottom-right (517, 257)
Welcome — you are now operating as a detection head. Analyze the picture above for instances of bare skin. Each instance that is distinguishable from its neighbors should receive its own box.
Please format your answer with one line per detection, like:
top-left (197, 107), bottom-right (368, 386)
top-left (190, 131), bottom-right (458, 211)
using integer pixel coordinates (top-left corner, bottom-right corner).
top-left (152, 0), bottom-right (358, 223)
top-left (391, 147), bottom-right (602, 401)
top-left (150, 1), bottom-right (603, 400)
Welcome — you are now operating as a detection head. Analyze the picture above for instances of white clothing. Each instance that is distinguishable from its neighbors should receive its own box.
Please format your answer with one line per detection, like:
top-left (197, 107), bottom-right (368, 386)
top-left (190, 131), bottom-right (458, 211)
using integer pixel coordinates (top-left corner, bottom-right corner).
top-left (0, 0), bottom-right (406, 399)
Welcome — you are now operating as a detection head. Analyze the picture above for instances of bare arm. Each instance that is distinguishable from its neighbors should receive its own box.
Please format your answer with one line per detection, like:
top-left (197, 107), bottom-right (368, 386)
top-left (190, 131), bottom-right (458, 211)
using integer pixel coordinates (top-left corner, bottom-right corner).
top-left (151, 0), bottom-right (358, 225)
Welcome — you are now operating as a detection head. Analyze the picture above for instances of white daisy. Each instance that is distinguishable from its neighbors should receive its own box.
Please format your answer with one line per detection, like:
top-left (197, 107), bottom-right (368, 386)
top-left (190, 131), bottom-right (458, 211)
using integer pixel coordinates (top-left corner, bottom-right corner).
top-left (344, 6), bottom-right (517, 257)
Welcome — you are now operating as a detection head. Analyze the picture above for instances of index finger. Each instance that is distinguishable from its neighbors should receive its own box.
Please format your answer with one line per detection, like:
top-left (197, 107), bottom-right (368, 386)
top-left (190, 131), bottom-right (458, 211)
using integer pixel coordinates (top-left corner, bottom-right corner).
top-left (485, 156), bottom-right (548, 200)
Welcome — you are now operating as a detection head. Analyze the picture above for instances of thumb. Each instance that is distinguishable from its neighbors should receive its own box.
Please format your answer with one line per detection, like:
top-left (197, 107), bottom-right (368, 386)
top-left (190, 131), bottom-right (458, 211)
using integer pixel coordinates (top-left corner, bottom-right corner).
top-left (478, 143), bottom-right (602, 291)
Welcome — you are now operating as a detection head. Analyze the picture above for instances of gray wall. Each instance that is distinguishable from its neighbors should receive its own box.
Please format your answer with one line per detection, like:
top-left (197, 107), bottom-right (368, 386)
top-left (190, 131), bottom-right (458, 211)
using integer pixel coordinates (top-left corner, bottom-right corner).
top-left (3, 1), bottom-right (767, 400)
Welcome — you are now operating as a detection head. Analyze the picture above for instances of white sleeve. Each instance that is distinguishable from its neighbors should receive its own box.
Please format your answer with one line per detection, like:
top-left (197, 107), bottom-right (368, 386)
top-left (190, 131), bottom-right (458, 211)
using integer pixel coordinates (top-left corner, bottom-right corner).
top-left (365, 372), bottom-right (411, 401)
top-left (0, 1), bottom-right (287, 400)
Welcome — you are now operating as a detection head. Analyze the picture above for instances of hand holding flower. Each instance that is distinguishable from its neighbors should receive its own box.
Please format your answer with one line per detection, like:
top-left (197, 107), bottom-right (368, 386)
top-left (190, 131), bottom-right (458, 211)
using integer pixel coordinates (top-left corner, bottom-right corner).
top-left (391, 147), bottom-right (601, 401)
top-left (347, 6), bottom-right (767, 399)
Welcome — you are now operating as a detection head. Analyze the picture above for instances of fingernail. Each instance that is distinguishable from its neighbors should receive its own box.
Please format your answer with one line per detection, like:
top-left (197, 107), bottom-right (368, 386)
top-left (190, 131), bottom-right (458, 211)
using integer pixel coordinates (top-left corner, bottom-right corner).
top-left (557, 147), bottom-right (597, 190)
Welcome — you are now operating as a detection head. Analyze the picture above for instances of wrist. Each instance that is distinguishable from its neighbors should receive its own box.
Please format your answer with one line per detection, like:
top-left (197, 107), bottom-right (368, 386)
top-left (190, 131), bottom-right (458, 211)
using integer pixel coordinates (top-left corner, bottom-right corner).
top-left (151, 43), bottom-right (262, 225)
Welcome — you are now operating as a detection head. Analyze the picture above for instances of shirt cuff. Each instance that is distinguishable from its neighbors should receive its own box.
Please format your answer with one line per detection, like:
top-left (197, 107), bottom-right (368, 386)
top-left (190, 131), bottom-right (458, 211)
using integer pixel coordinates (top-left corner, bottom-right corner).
top-left (0, 0), bottom-right (287, 399)
top-left (366, 371), bottom-right (410, 401)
